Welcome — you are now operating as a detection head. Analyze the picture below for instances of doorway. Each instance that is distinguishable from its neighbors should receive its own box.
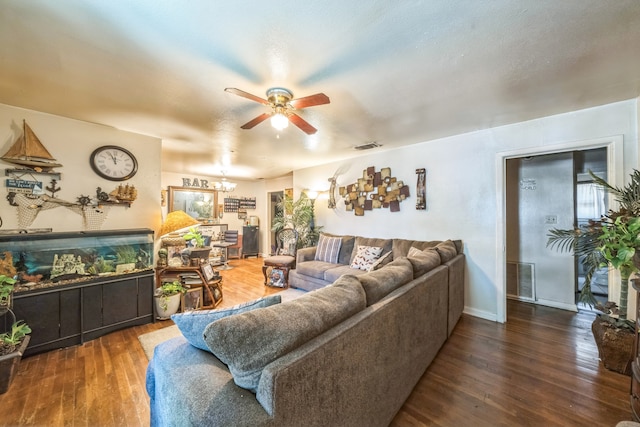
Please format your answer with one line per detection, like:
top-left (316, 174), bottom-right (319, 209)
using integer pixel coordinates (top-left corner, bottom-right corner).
top-left (505, 148), bottom-right (608, 311)
top-left (496, 135), bottom-right (623, 323)
top-left (267, 191), bottom-right (284, 255)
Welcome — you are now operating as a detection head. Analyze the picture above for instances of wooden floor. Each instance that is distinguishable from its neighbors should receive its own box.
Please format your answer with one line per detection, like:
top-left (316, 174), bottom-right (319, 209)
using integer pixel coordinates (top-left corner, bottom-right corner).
top-left (0, 257), bottom-right (634, 426)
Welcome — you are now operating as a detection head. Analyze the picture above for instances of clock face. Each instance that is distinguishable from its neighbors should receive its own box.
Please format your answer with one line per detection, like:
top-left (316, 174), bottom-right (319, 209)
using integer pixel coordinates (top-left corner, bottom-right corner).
top-left (90, 145), bottom-right (138, 181)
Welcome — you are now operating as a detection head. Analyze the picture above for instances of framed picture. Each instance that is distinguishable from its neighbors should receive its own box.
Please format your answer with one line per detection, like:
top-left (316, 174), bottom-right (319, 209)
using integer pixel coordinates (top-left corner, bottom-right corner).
top-left (201, 263), bottom-right (215, 281)
top-left (181, 287), bottom-right (202, 312)
top-left (211, 282), bottom-right (223, 306)
top-left (269, 267), bottom-right (286, 288)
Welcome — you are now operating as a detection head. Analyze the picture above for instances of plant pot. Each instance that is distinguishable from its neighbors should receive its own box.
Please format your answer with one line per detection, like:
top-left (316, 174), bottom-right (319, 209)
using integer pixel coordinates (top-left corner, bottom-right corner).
top-left (591, 316), bottom-right (634, 376)
top-left (0, 335), bottom-right (30, 395)
top-left (154, 293), bottom-right (181, 320)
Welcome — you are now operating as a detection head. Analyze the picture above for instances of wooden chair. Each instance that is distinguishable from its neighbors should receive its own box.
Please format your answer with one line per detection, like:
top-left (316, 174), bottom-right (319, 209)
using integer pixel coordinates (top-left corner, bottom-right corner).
top-left (262, 228), bottom-right (298, 287)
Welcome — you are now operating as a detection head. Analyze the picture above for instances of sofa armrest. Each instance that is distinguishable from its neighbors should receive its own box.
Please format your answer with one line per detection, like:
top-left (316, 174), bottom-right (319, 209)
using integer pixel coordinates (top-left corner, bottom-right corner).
top-left (297, 246), bottom-right (317, 263)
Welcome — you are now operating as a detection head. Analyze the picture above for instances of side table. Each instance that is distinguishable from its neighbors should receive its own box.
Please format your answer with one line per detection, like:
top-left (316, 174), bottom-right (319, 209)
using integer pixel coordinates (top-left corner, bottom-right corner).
top-left (155, 266), bottom-right (223, 310)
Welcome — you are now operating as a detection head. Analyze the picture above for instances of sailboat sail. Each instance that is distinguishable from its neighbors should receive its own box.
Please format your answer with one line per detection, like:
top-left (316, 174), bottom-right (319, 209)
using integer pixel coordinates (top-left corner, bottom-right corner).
top-left (1, 120), bottom-right (62, 169)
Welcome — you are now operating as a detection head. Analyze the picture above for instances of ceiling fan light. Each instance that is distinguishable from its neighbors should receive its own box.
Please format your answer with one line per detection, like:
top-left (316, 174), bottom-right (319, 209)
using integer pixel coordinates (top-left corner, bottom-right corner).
top-left (271, 113), bottom-right (289, 130)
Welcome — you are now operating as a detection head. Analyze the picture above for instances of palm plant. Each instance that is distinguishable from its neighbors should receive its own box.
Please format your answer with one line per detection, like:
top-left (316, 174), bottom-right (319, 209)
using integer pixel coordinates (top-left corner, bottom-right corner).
top-left (272, 193), bottom-right (322, 249)
top-left (547, 169), bottom-right (640, 326)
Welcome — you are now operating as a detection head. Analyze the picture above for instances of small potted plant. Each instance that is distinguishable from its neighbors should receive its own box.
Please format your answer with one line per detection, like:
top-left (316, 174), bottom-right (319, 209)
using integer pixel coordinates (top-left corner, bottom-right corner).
top-left (183, 227), bottom-right (211, 262)
top-left (154, 281), bottom-right (188, 320)
top-left (0, 320), bottom-right (31, 394)
top-left (0, 275), bottom-right (17, 315)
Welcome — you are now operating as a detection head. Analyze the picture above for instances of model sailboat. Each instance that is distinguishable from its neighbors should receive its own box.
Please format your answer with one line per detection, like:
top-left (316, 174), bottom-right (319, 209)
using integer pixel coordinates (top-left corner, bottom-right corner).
top-left (1, 120), bottom-right (62, 170)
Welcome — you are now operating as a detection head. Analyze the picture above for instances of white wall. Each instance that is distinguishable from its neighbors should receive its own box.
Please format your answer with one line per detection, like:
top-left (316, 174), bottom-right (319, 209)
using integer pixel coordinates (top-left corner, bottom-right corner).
top-left (294, 99), bottom-right (639, 322)
top-left (0, 103), bottom-right (162, 234)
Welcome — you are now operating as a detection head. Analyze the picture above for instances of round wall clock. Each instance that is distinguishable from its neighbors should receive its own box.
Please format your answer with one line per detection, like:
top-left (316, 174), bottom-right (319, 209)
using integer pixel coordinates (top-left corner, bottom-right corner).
top-left (90, 145), bottom-right (138, 181)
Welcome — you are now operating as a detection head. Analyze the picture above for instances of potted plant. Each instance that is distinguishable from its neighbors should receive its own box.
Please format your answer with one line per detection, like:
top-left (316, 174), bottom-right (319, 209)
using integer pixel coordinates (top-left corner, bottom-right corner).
top-left (154, 281), bottom-right (187, 320)
top-left (547, 169), bottom-right (640, 375)
top-left (183, 227), bottom-right (211, 261)
top-left (0, 275), bottom-right (17, 315)
top-left (0, 320), bottom-right (31, 394)
top-left (272, 193), bottom-right (323, 250)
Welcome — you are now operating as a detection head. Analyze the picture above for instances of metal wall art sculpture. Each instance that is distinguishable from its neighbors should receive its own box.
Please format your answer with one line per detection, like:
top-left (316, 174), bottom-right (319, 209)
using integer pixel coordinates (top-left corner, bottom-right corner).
top-left (339, 167), bottom-right (410, 216)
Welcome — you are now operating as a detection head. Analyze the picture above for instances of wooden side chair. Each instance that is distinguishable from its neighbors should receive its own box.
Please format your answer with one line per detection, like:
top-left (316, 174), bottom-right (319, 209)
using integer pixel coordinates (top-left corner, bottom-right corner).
top-left (262, 228), bottom-right (298, 287)
top-left (224, 230), bottom-right (242, 259)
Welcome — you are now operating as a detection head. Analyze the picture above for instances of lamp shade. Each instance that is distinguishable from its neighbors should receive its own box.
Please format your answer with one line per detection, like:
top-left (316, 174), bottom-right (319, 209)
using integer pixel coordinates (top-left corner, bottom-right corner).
top-left (159, 210), bottom-right (200, 237)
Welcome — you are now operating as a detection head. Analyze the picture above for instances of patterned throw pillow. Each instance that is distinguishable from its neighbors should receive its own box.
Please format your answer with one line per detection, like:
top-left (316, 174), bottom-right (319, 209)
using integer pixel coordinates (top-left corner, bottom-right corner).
top-left (315, 234), bottom-right (343, 263)
top-left (350, 245), bottom-right (384, 271)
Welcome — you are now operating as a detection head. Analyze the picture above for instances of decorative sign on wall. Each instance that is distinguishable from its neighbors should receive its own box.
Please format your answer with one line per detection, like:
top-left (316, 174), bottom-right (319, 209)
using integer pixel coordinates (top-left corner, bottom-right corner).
top-left (339, 166), bottom-right (410, 216)
top-left (416, 168), bottom-right (426, 210)
top-left (223, 197), bottom-right (256, 212)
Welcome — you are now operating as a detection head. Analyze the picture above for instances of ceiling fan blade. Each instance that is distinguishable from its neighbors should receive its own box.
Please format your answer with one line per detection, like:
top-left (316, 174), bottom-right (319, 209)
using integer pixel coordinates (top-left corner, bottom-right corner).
top-left (225, 87), bottom-right (269, 105)
top-left (240, 112), bottom-right (272, 129)
top-left (289, 93), bottom-right (330, 109)
top-left (288, 113), bottom-right (318, 135)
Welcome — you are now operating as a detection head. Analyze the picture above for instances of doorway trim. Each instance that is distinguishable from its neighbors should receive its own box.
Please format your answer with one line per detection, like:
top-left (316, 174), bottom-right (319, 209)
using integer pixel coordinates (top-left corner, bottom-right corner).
top-left (495, 135), bottom-right (624, 323)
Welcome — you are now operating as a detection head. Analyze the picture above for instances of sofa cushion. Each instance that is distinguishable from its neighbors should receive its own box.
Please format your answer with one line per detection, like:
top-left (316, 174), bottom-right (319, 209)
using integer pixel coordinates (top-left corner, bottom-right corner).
top-left (350, 237), bottom-right (393, 264)
top-left (369, 250), bottom-right (393, 271)
top-left (350, 245), bottom-right (384, 271)
top-left (203, 275), bottom-right (367, 392)
top-left (358, 257), bottom-right (414, 306)
top-left (315, 234), bottom-right (343, 263)
top-left (323, 264), bottom-right (370, 284)
top-left (296, 260), bottom-right (339, 280)
top-left (407, 247), bottom-right (442, 278)
top-left (435, 240), bottom-right (458, 262)
top-left (171, 295), bottom-right (281, 352)
top-left (392, 238), bottom-right (440, 259)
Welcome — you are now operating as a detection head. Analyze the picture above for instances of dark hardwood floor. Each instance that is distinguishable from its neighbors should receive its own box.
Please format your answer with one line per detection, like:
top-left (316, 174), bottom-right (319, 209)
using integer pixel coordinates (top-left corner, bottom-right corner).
top-left (0, 258), bottom-right (634, 426)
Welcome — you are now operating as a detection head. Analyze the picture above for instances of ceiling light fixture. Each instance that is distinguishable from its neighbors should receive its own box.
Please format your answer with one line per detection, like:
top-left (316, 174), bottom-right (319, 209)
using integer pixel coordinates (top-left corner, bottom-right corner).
top-left (270, 112), bottom-right (289, 131)
top-left (212, 172), bottom-right (237, 192)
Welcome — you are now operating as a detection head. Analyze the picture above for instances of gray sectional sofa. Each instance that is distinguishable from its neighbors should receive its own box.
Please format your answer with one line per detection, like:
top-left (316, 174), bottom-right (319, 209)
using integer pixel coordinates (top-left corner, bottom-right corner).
top-left (146, 235), bottom-right (465, 426)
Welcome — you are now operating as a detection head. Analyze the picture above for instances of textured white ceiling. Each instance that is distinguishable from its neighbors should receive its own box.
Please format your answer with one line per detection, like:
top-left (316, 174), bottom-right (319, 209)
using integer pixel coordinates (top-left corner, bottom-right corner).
top-left (1, 1), bottom-right (639, 180)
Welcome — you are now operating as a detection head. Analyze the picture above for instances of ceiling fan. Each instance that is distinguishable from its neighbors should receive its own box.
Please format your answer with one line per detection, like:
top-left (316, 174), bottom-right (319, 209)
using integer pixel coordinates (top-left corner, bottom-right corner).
top-left (224, 87), bottom-right (330, 135)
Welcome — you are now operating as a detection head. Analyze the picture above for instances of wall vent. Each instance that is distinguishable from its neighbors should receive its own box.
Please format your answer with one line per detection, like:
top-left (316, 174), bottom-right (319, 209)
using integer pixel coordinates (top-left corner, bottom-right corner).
top-left (354, 142), bottom-right (382, 150)
top-left (507, 262), bottom-right (535, 301)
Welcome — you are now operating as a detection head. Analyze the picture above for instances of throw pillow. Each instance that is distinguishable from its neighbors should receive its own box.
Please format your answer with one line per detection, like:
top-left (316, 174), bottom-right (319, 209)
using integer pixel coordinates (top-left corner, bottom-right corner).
top-left (203, 275), bottom-right (366, 392)
top-left (368, 251), bottom-right (393, 272)
top-left (171, 295), bottom-right (281, 352)
top-left (407, 247), bottom-right (441, 278)
top-left (350, 245), bottom-right (384, 271)
top-left (315, 234), bottom-right (343, 263)
top-left (358, 257), bottom-right (414, 306)
top-left (435, 240), bottom-right (458, 263)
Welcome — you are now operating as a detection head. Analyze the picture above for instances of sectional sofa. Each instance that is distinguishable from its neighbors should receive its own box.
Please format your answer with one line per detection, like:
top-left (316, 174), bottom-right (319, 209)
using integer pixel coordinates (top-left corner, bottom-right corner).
top-left (146, 234), bottom-right (465, 426)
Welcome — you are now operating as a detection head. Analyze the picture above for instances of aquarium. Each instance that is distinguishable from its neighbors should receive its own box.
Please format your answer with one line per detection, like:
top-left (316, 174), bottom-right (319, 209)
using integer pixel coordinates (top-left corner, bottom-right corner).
top-left (0, 228), bottom-right (154, 293)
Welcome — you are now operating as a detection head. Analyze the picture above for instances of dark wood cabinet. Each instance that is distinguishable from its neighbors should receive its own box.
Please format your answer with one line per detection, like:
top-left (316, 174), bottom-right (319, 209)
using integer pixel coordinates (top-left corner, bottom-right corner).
top-left (242, 225), bottom-right (259, 258)
top-left (12, 271), bottom-right (154, 356)
top-left (631, 280), bottom-right (640, 420)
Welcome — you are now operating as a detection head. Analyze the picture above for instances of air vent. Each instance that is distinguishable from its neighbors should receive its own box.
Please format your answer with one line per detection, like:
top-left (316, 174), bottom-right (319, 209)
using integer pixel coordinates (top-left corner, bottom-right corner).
top-left (506, 262), bottom-right (535, 301)
top-left (354, 142), bottom-right (382, 150)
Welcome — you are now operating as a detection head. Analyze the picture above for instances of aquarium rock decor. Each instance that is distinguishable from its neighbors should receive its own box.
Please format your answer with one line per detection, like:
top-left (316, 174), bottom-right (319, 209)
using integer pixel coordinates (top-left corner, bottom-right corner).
top-left (50, 254), bottom-right (87, 279)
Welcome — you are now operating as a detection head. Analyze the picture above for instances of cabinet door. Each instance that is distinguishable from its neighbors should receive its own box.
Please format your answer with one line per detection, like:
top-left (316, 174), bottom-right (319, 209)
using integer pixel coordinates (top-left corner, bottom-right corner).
top-left (137, 275), bottom-right (154, 317)
top-left (13, 293), bottom-right (60, 346)
top-left (103, 278), bottom-right (138, 325)
top-left (83, 285), bottom-right (103, 331)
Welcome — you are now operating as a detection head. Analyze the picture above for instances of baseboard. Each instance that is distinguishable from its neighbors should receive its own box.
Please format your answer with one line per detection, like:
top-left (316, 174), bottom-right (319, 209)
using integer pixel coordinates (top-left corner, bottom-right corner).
top-left (463, 306), bottom-right (498, 322)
